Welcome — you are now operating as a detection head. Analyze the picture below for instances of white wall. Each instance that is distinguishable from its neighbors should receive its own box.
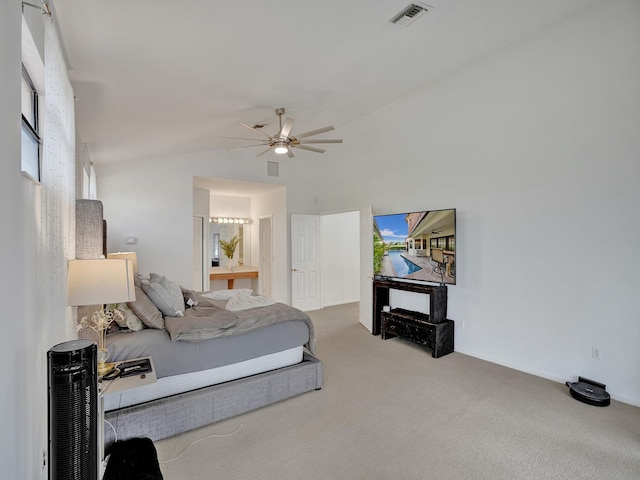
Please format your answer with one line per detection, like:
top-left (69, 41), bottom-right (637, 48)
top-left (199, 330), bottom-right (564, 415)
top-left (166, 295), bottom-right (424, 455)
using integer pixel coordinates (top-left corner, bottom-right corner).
top-left (321, 211), bottom-right (360, 307)
top-left (2, 7), bottom-right (77, 477)
top-left (193, 187), bottom-right (209, 291)
top-left (252, 187), bottom-right (288, 303)
top-left (97, 152), bottom-right (299, 302)
top-left (95, 1), bottom-right (639, 405)
top-left (101, 155), bottom-right (195, 283)
top-left (210, 194), bottom-right (251, 218)
top-left (1, 6), bottom-right (31, 478)
top-left (314, 0), bottom-right (640, 405)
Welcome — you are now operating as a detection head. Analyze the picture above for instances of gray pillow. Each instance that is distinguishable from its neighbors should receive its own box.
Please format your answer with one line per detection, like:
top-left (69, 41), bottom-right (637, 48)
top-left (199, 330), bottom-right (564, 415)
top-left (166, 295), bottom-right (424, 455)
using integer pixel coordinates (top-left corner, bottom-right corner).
top-left (181, 286), bottom-right (199, 307)
top-left (127, 286), bottom-right (164, 329)
top-left (140, 273), bottom-right (185, 317)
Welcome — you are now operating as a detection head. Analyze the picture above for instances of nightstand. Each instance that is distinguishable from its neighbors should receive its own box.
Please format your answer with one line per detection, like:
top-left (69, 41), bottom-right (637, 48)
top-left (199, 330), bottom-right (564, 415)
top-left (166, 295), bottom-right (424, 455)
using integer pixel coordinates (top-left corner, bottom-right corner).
top-left (101, 357), bottom-right (157, 394)
top-left (98, 357), bottom-right (157, 474)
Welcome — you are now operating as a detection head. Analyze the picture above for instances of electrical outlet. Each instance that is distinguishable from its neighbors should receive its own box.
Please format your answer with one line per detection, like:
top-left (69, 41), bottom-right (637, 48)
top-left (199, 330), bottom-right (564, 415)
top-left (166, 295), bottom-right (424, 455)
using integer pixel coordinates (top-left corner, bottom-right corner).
top-left (592, 346), bottom-right (602, 360)
top-left (457, 320), bottom-right (464, 331)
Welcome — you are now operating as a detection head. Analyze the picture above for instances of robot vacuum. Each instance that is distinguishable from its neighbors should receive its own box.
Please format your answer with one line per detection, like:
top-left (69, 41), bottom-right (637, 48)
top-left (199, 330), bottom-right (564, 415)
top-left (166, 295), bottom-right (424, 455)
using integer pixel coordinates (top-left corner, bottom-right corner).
top-left (566, 377), bottom-right (610, 407)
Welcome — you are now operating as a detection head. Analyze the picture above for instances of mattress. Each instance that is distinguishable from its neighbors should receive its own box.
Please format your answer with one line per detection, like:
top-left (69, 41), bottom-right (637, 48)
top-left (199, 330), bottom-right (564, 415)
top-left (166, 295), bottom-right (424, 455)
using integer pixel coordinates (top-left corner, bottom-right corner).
top-left (105, 319), bottom-right (310, 378)
top-left (103, 346), bottom-right (303, 411)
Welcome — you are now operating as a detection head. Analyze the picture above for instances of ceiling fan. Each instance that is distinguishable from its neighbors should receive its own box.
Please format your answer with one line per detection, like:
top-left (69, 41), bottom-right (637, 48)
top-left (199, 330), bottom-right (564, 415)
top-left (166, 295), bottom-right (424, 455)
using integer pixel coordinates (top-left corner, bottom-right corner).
top-left (223, 108), bottom-right (343, 158)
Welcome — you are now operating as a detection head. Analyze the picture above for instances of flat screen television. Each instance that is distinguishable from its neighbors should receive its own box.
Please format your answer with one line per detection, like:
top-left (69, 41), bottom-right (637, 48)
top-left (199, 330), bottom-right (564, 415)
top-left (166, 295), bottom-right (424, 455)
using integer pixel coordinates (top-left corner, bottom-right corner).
top-left (373, 208), bottom-right (456, 285)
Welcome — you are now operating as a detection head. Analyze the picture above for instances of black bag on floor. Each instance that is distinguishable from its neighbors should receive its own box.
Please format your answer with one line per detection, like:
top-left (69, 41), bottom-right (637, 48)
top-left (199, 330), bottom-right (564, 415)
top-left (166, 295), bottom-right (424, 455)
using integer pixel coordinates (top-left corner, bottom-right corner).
top-left (103, 437), bottom-right (163, 480)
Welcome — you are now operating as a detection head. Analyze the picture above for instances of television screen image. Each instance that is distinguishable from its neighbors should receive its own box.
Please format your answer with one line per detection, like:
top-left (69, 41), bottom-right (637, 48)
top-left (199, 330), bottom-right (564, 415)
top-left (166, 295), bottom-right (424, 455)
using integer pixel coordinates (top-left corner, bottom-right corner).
top-left (373, 209), bottom-right (456, 285)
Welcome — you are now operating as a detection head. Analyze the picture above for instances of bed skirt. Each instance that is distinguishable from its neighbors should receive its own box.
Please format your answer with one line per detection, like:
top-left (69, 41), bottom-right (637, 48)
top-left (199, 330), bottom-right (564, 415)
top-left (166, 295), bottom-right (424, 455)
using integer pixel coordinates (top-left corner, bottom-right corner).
top-left (104, 352), bottom-right (323, 446)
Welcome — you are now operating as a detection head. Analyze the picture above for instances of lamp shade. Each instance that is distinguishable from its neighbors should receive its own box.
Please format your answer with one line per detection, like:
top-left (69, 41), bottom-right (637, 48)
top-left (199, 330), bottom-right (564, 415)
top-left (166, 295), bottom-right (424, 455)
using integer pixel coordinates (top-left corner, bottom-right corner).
top-left (107, 251), bottom-right (139, 274)
top-left (68, 259), bottom-right (136, 306)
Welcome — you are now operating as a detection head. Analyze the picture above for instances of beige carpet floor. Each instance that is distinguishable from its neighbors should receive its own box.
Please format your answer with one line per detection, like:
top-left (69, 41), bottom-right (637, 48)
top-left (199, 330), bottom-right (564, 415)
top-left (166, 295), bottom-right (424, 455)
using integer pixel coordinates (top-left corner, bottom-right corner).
top-left (155, 303), bottom-right (639, 479)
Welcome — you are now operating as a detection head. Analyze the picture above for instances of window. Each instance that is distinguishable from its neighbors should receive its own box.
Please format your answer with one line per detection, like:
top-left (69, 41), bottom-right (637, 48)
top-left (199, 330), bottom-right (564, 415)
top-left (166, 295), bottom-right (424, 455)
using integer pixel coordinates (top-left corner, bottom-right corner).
top-left (430, 235), bottom-right (455, 252)
top-left (21, 65), bottom-right (41, 181)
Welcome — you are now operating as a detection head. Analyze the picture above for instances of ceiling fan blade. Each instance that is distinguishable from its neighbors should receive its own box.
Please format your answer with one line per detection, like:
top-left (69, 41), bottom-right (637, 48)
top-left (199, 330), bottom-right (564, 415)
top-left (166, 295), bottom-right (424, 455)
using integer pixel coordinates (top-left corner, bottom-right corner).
top-left (294, 144), bottom-right (326, 154)
top-left (298, 139), bottom-right (343, 144)
top-left (256, 146), bottom-right (273, 157)
top-left (279, 118), bottom-right (294, 139)
top-left (227, 143), bottom-right (270, 151)
top-left (295, 126), bottom-right (335, 139)
top-left (287, 149), bottom-right (295, 158)
top-left (220, 136), bottom-right (268, 141)
top-left (239, 122), bottom-right (273, 139)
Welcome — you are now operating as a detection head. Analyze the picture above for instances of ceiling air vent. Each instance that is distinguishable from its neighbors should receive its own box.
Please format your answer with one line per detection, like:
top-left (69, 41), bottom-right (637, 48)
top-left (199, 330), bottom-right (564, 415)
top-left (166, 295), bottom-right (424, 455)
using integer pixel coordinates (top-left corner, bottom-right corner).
top-left (389, 3), bottom-right (431, 26)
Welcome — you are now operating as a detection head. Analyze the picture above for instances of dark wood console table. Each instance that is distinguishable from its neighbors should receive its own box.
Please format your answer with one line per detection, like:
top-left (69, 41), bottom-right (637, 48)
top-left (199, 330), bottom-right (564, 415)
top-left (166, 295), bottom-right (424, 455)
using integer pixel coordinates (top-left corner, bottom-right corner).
top-left (381, 309), bottom-right (454, 358)
top-left (373, 278), bottom-right (454, 358)
top-left (372, 278), bottom-right (448, 335)
top-left (210, 266), bottom-right (258, 289)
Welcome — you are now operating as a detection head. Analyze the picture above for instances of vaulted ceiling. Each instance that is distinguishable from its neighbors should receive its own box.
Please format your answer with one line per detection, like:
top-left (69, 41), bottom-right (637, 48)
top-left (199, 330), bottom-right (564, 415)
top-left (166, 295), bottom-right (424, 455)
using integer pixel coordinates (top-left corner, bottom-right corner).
top-left (53, 0), bottom-right (598, 164)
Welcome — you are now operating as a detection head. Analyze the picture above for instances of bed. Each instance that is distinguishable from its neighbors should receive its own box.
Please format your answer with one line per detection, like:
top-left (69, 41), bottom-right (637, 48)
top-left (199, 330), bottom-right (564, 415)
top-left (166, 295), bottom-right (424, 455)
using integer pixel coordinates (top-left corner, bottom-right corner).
top-left (75, 200), bottom-right (323, 447)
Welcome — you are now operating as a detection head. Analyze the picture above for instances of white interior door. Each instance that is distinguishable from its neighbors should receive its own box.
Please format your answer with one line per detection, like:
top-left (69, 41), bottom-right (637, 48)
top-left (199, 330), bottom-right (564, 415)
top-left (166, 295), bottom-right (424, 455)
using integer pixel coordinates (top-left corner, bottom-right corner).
top-left (259, 216), bottom-right (273, 298)
top-left (291, 214), bottom-right (321, 311)
top-left (359, 205), bottom-right (373, 331)
top-left (192, 216), bottom-right (204, 292)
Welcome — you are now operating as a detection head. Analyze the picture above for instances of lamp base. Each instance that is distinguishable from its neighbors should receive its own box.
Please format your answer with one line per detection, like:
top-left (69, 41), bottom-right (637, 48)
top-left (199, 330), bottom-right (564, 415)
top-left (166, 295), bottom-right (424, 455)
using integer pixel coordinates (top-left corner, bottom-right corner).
top-left (98, 362), bottom-right (116, 377)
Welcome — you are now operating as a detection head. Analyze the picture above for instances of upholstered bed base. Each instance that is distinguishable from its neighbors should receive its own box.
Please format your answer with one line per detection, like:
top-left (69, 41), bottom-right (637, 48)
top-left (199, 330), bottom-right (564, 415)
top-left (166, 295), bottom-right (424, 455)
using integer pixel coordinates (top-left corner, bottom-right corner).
top-left (104, 352), bottom-right (322, 447)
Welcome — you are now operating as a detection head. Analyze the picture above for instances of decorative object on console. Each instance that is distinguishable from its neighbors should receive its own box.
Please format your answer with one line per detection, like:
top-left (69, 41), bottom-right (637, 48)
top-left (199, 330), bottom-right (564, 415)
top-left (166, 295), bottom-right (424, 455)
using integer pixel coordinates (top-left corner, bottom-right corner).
top-left (68, 258), bottom-right (136, 376)
top-left (219, 235), bottom-right (240, 270)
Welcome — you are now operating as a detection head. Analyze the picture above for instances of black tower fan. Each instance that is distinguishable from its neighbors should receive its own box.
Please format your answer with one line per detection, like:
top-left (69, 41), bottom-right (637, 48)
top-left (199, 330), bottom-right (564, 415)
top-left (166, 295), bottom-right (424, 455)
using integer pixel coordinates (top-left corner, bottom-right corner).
top-left (48, 339), bottom-right (98, 480)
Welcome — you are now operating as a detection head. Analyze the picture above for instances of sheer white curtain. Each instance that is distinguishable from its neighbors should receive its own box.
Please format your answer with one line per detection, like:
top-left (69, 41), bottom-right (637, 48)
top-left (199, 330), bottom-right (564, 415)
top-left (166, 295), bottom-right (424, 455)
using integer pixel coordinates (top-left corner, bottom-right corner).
top-left (40, 15), bottom-right (76, 341)
top-left (82, 161), bottom-right (98, 199)
top-left (82, 143), bottom-right (98, 199)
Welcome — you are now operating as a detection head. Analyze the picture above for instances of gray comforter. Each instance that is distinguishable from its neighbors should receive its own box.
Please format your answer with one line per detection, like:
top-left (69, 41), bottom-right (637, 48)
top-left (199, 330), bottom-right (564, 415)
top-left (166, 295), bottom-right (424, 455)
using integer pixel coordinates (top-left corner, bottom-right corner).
top-left (163, 296), bottom-right (316, 354)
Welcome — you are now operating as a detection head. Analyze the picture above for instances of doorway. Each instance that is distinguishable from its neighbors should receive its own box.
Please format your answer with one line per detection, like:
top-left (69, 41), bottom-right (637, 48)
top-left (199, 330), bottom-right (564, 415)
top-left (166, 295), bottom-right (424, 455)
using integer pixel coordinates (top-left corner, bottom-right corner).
top-left (291, 214), bottom-right (322, 311)
top-left (192, 176), bottom-right (286, 296)
top-left (259, 215), bottom-right (273, 297)
top-left (192, 216), bottom-right (205, 291)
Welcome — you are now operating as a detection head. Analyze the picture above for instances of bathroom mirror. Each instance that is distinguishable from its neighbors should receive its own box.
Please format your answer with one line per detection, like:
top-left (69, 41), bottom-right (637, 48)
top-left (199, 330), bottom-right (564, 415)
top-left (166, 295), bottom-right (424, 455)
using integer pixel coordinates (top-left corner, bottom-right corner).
top-left (211, 223), bottom-right (250, 267)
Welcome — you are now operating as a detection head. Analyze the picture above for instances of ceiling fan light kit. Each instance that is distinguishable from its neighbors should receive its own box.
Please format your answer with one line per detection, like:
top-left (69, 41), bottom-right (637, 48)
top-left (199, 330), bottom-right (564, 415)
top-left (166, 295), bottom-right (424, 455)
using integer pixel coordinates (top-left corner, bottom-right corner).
top-left (274, 140), bottom-right (289, 154)
top-left (225, 108), bottom-right (343, 158)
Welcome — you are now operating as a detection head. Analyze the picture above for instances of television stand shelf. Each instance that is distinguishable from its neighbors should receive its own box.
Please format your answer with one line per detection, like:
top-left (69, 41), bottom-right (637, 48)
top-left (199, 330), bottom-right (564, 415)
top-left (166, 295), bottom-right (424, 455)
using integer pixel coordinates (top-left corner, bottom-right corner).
top-left (381, 308), bottom-right (454, 358)
top-left (372, 278), bottom-right (448, 335)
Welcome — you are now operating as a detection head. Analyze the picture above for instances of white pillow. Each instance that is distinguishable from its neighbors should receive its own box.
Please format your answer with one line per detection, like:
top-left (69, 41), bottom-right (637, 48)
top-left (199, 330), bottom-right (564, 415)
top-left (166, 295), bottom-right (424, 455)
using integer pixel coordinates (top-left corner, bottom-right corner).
top-left (140, 273), bottom-right (185, 317)
top-left (205, 289), bottom-right (253, 300)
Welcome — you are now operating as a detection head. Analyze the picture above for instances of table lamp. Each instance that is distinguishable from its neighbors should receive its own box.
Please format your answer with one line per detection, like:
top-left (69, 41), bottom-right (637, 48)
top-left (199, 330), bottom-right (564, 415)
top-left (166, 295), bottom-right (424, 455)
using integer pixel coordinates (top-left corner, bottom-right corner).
top-left (68, 258), bottom-right (136, 376)
top-left (107, 251), bottom-right (139, 274)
